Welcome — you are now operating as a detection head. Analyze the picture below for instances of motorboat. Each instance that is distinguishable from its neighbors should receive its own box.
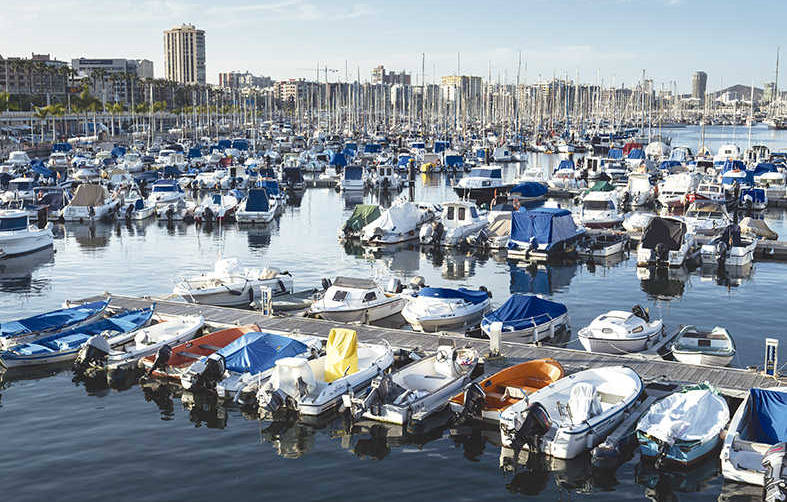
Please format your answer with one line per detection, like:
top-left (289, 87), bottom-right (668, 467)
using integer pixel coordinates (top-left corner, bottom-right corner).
top-left (721, 387), bottom-right (787, 486)
top-left (120, 187), bottom-right (156, 220)
top-left (339, 204), bottom-right (381, 240)
top-left (700, 225), bottom-right (757, 267)
top-left (625, 172), bottom-right (655, 207)
top-left (471, 212), bottom-right (512, 249)
top-left (579, 190), bottom-right (624, 228)
top-left (362, 200), bottom-right (432, 245)
top-left (118, 152), bottom-right (143, 173)
top-left (0, 298), bottom-right (110, 349)
top-left (420, 201), bottom-right (487, 247)
top-left (739, 187), bottom-right (767, 211)
top-left (340, 165), bottom-right (365, 191)
top-left (637, 385), bottom-right (730, 467)
top-left (236, 188), bottom-right (276, 223)
top-left (0, 306), bottom-right (153, 368)
top-left (683, 200), bottom-right (730, 236)
top-left (7, 150), bottom-right (31, 168)
top-left (308, 276), bottom-right (405, 323)
top-left (401, 287), bottom-right (491, 332)
top-left (449, 359), bottom-right (564, 423)
top-left (156, 197), bottom-right (195, 221)
top-left (61, 184), bottom-right (119, 222)
top-left (147, 179), bottom-right (185, 208)
top-left (257, 328), bottom-right (394, 416)
top-left (576, 233), bottom-right (628, 258)
top-left (548, 160), bottom-right (584, 190)
top-left (371, 165), bottom-right (402, 191)
top-left (670, 325), bottom-right (736, 366)
top-left (480, 294), bottom-right (569, 342)
top-left (282, 166), bottom-right (306, 191)
top-left (713, 143), bottom-right (742, 163)
top-left (194, 192), bottom-right (239, 223)
top-left (636, 216), bottom-right (696, 267)
top-left (577, 306), bottom-right (665, 354)
top-left (622, 211), bottom-right (655, 235)
top-left (0, 210), bottom-right (53, 258)
top-left (696, 182), bottom-right (727, 205)
top-left (508, 182), bottom-right (548, 203)
top-left (2, 177), bottom-right (37, 204)
top-left (499, 366), bottom-right (643, 459)
top-left (507, 208), bottom-right (585, 261)
top-left (174, 258), bottom-right (294, 308)
top-left (453, 166), bottom-right (507, 202)
top-left (492, 146), bottom-right (513, 162)
top-left (657, 172), bottom-right (702, 208)
top-left (343, 344), bottom-right (478, 426)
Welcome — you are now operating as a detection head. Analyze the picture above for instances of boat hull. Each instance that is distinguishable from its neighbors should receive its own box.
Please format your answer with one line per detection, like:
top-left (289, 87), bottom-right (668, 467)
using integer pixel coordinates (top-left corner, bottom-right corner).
top-left (312, 297), bottom-right (405, 323)
top-left (0, 225), bottom-right (54, 257)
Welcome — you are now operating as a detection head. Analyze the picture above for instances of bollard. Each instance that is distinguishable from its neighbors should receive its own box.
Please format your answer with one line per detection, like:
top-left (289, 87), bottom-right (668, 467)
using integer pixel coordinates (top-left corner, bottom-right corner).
top-left (489, 321), bottom-right (503, 357)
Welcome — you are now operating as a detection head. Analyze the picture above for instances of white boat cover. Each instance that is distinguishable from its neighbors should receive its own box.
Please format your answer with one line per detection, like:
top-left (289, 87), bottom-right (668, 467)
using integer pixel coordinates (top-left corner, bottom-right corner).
top-left (363, 201), bottom-right (421, 237)
top-left (637, 388), bottom-right (729, 445)
top-left (568, 382), bottom-right (602, 424)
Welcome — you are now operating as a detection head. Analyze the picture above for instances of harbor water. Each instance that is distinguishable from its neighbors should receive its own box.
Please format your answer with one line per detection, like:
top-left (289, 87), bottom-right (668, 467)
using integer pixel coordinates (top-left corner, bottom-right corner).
top-left (0, 126), bottom-right (782, 501)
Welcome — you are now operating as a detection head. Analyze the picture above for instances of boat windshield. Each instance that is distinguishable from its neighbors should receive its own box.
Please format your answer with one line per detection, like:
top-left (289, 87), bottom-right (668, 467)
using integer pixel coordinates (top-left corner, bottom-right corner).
top-left (153, 184), bottom-right (176, 192)
top-left (584, 200), bottom-right (614, 211)
top-left (468, 168), bottom-right (501, 179)
top-left (0, 215), bottom-right (27, 231)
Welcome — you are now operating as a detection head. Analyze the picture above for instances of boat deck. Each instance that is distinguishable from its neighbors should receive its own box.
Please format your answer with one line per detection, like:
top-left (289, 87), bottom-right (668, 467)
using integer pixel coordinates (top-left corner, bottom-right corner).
top-left (80, 294), bottom-right (784, 398)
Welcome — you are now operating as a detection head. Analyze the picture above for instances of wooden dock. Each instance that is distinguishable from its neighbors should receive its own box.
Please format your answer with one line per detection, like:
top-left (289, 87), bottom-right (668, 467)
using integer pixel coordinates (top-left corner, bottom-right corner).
top-left (82, 294), bottom-right (784, 398)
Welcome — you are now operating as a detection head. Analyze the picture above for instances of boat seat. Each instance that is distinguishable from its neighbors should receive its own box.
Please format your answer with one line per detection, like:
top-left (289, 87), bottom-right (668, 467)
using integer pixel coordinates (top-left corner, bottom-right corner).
top-left (401, 373), bottom-right (448, 392)
top-left (324, 328), bottom-right (358, 383)
top-left (45, 333), bottom-right (91, 351)
top-left (14, 343), bottom-right (53, 356)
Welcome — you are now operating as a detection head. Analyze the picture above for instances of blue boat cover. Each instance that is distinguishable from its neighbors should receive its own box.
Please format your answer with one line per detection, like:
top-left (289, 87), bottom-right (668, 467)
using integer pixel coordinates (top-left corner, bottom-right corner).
top-left (344, 142), bottom-right (358, 151)
top-left (434, 141), bottom-right (450, 153)
top-left (722, 170), bottom-right (754, 186)
top-left (482, 294), bottom-right (567, 331)
top-left (659, 160), bottom-right (682, 170)
top-left (510, 182), bottom-right (548, 198)
top-left (283, 167), bottom-right (303, 182)
top-left (753, 163), bottom-right (778, 176)
top-left (722, 160), bottom-right (747, 173)
top-left (218, 139), bottom-right (231, 149)
top-left (508, 208), bottom-right (582, 251)
top-left (188, 147), bottom-right (202, 159)
top-left (218, 332), bottom-right (308, 374)
top-left (748, 388), bottom-right (787, 444)
top-left (417, 287), bottom-right (488, 305)
top-left (608, 148), bottom-right (623, 160)
top-left (111, 146), bottom-right (126, 158)
top-left (161, 166), bottom-right (181, 178)
top-left (669, 149), bottom-right (689, 162)
top-left (30, 161), bottom-right (53, 178)
top-left (468, 168), bottom-right (502, 179)
top-left (52, 142), bottom-right (72, 152)
top-left (260, 179), bottom-right (280, 196)
top-left (1, 299), bottom-right (109, 338)
top-left (398, 155), bottom-right (414, 167)
top-left (259, 167), bottom-right (276, 179)
top-left (245, 189), bottom-right (270, 212)
top-left (364, 144), bottom-right (381, 154)
top-left (344, 165), bottom-right (363, 180)
top-left (330, 152), bottom-right (347, 167)
top-left (556, 159), bottom-right (575, 171)
top-left (231, 139), bottom-right (249, 151)
top-left (444, 154), bottom-right (463, 168)
top-left (627, 148), bottom-right (645, 160)
top-left (740, 187), bottom-right (766, 203)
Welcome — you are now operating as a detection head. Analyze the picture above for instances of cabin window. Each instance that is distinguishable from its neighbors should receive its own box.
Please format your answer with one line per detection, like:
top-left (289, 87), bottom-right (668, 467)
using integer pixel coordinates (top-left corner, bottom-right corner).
top-left (363, 291), bottom-right (377, 303)
top-left (470, 207), bottom-right (478, 219)
top-left (332, 290), bottom-right (348, 302)
top-left (458, 207), bottom-right (466, 220)
top-left (446, 206), bottom-right (455, 220)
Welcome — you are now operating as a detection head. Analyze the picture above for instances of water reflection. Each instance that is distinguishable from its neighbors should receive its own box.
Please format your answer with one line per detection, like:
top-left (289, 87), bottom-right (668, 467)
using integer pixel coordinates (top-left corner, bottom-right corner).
top-left (258, 410), bottom-right (325, 459)
top-left (244, 223), bottom-right (274, 250)
top-left (638, 266), bottom-right (690, 300)
top-left (699, 263), bottom-right (753, 288)
top-left (365, 242), bottom-right (420, 274)
top-left (181, 390), bottom-right (228, 429)
top-left (635, 456), bottom-right (720, 501)
top-left (0, 247), bottom-right (54, 293)
top-left (509, 261), bottom-right (578, 295)
top-left (141, 380), bottom-right (176, 421)
top-left (68, 222), bottom-right (113, 250)
top-left (419, 248), bottom-right (490, 280)
top-left (501, 448), bottom-right (596, 496)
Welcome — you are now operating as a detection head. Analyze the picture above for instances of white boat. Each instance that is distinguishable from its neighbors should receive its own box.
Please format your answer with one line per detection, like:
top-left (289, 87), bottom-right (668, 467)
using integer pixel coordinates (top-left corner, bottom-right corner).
top-left (120, 187), bottom-right (156, 220)
top-left (499, 366), bottom-right (643, 459)
top-left (361, 200), bottom-right (431, 245)
top-left (7, 150), bottom-right (31, 168)
top-left (236, 188), bottom-right (276, 223)
top-left (420, 201), bottom-right (487, 247)
top-left (670, 325), bottom-right (736, 366)
top-left (2, 177), bottom-right (37, 204)
top-left (402, 287), bottom-right (491, 332)
top-left (118, 152), bottom-right (143, 173)
top-left (0, 210), bottom-right (53, 258)
top-left (721, 387), bottom-right (787, 486)
top-left (371, 165), bottom-right (402, 190)
top-left (700, 225), bottom-right (757, 266)
top-left (309, 277), bottom-right (405, 323)
top-left (636, 216), bottom-right (696, 267)
top-left (343, 344), bottom-right (478, 426)
top-left (480, 294), bottom-right (569, 342)
top-left (696, 182), bottom-right (727, 204)
top-left (257, 328), bottom-right (394, 416)
top-left (625, 172), bottom-right (655, 207)
top-left (156, 198), bottom-right (195, 221)
top-left (340, 165), bottom-right (365, 191)
top-left (453, 166), bottom-right (506, 201)
top-left (622, 211), bottom-right (655, 234)
top-left (147, 179), bottom-right (185, 208)
top-left (578, 307), bottom-right (664, 354)
top-left (579, 190), bottom-right (624, 228)
top-left (61, 184), bottom-right (119, 222)
top-left (492, 146), bottom-right (513, 162)
top-left (683, 200), bottom-right (730, 236)
top-left (713, 143), bottom-right (742, 163)
top-left (657, 172), bottom-right (702, 208)
top-left (576, 233), bottom-right (628, 258)
top-left (194, 192), bottom-right (239, 223)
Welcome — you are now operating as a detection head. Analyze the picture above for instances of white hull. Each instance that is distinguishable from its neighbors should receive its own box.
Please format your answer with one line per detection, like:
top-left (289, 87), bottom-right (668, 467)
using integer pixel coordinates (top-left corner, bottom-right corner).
top-left (313, 297), bottom-right (405, 323)
top-left (236, 210), bottom-right (275, 223)
top-left (0, 225), bottom-right (54, 257)
top-left (671, 350), bottom-right (734, 366)
top-left (62, 201), bottom-right (119, 222)
top-left (480, 313), bottom-right (569, 342)
top-left (177, 277), bottom-right (293, 307)
top-left (578, 332), bottom-right (657, 354)
top-left (403, 304), bottom-right (488, 333)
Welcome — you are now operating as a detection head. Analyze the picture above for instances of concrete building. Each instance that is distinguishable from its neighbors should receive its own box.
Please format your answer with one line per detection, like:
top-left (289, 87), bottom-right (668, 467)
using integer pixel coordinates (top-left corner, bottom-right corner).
top-left (71, 58), bottom-right (154, 104)
top-left (164, 23), bottom-right (206, 85)
top-left (0, 53), bottom-right (68, 98)
top-left (692, 71), bottom-right (707, 103)
top-left (371, 65), bottom-right (411, 85)
top-left (440, 75), bottom-right (483, 102)
top-left (274, 79), bottom-right (313, 103)
top-left (218, 71), bottom-right (273, 89)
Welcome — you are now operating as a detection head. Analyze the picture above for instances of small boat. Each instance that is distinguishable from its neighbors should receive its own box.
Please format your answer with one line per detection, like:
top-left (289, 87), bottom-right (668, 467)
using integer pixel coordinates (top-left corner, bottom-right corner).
top-left (721, 387), bottom-right (787, 486)
top-left (139, 324), bottom-right (259, 380)
top-left (343, 344), bottom-right (478, 426)
top-left (671, 325), bottom-right (736, 366)
top-left (739, 187), bottom-right (768, 210)
top-left (683, 200), bottom-right (730, 236)
top-left (576, 233), bottom-right (628, 258)
top-left (739, 216), bottom-right (778, 240)
top-left (362, 200), bottom-right (431, 245)
top-left (181, 331), bottom-right (322, 402)
top-left (471, 212), bottom-right (511, 249)
top-left (622, 211), bottom-right (655, 235)
top-left (62, 183), bottom-right (119, 222)
top-left (453, 166), bottom-right (508, 202)
top-left (579, 190), bottom-right (624, 228)
top-left (0, 307), bottom-right (154, 368)
top-left (419, 201), bottom-right (487, 247)
top-left (637, 385), bottom-right (729, 467)
top-left (700, 225), bottom-right (757, 267)
top-left (174, 258), bottom-right (294, 308)
top-left (449, 358), bottom-right (564, 422)
top-left (0, 210), bottom-right (54, 258)
top-left (507, 207), bottom-right (585, 261)
top-left (236, 188), bottom-right (275, 223)
top-left (308, 276), bottom-right (405, 323)
top-left (636, 216), bottom-right (697, 267)
top-left (120, 189), bottom-right (156, 220)
top-left (508, 182), bottom-right (548, 203)
top-left (401, 286), bottom-right (491, 332)
top-left (578, 306), bottom-right (664, 354)
top-left (257, 328), bottom-right (394, 416)
top-left (147, 179), bottom-right (185, 208)
top-left (480, 294), bottom-right (568, 342)
top-left (194, 192), bottom-right (239, 223)
top-left (0, 298), bottom-right (111, 349)
top-left (499, 366), bottom-right (643, 459)
top-left (339, 165), bottom-right (365, 191)
top-left (339, 204), bottom-right (381, 240)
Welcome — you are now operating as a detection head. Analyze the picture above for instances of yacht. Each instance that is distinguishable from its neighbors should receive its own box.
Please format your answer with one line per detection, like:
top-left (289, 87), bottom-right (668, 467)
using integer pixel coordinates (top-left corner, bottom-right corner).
top-left (579, 190), bottom-right (624, 228)
top-left (118, 152), bottom-right (143, 173)
top-left (7, 151), bottom-right (31, 168)
top-left (453, 166), bottom-right (507, 201)
top-left (236, 189), bottom-right (276, 224)
top-left (194, 192), bottom-right (239, 223)
top-left (0, 210), bottom-right (54, 257)
top-left (713, 144), bottom-right (742, 163)
top-left (420, 201), bottom-right (487, 247)
top-left (308, 276), bottom-right (405, 323)
top-left (657, 172), bottom-right (702, 208)
top-left (339, 165), bottom-right (365, 191)
top-left (683, 200), bottom-right (730, 236)
top-left (147, 179), bottom-right (185, 208)
top-left (62, 184), bottom-right (119, 222)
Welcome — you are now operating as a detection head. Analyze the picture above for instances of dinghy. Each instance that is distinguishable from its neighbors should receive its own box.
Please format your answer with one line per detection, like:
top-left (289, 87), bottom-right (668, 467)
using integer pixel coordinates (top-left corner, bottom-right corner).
top-left (480, 294), bottom-right (569, 342)
top-left (449, 358), bottom-right (565, 422)
top-left (499, 366), bottom-right (643, 459)
top-left (257, 328), bottom-right (394, 416)
top-left (308, 276), bottom-right (405, 323)
top-left (343, 344), bottom-right (478, 426)
top-left (0, 306), bottom-right (154, 368)
top-left (637, 385), bottom-right (729, 467)
top-left (401, 287), bottom-right (491, 332)
top-left (671, 325), bottom-right (736, 367)
top-left (577, 306), bottom-right (664, 354)
top-left (0, 298), bottom-right (110, 349)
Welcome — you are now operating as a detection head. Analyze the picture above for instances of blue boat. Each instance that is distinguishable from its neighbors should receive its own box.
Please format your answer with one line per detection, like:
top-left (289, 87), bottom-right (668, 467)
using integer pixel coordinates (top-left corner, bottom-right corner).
top-left (480, 294), bottom-right (568, 342)
top-left (0, 306), bottom-right (154, 368)
top-left (0, 299), bottom-right (111, 348)
top-left (507, 207), bottom-right (585, 261)
top-left (508, 182), bottom-right (548, 202)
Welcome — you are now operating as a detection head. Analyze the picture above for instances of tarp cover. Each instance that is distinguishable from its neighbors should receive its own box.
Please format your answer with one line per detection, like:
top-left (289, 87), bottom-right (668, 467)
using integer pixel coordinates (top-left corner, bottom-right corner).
top-left (740, 187), bottom-right (766, 203)
top-left (0, 299), bottom-right (108, 338)
top-left (324, 328), bottom-right (358, 382)
top-left (482, 294), bottom-right (567, 331)
top-left (753, 163), bottom-right (778, 176)
top-left (260, 179), bottom-right (279, 196)
top-left (362, 201), bottom-right (421, 237)
top-left (509, 208), bottom-right (581, 251)
top-left (330, 152), bottom-right (347, 167)
top-left (747, 388), bottom-right (787, 444)
top-left (510, 182), bottom-right (547, 198)
top-left (740, 217), bottom-right (778, 240)
top-left (722, 160), bottom-right (747, 173)
top-left (244, 189), bottom-right (270, 212)
top-left (627, 148), bottom-right (645, 160)
top-left (640, 218), bottom-right (685, 251)
top-left (608, 148), bottom-right (623, 160)
top-left (589, 180), bottom-right (615, 192)
top-left (568, 382), bottom-right (603, 424)
top-left (444, 154), bottom-right (463, 168)
top-left (218, 332), bottom-right (308, 374)
top-left (70, 184), bottom-right (106, 207)
top-left (556, 159), bottom-right (575, 171)
top-left (344, 204), bottom-right (381, 233)
top-left (660, 160), bottom-right (682, 170)
top-left (637, 388), bottom-right (729, 444)
top-left (417, 287), bottom-right (488, 305)
top-left (344, 165), bottom-right (363, 180)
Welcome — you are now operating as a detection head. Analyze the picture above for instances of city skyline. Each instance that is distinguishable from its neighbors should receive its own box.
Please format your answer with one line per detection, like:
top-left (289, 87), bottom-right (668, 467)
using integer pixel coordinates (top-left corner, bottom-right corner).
top-left (1, 0), bottom-right (785, 90)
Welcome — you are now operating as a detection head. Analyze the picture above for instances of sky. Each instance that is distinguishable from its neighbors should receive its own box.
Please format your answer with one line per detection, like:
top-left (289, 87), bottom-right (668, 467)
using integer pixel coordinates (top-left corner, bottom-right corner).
top-left (0, 0), bottom-right (783, 92)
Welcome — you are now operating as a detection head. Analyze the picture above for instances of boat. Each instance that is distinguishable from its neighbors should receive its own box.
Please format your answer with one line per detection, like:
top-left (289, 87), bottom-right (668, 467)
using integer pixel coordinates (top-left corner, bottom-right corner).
top-left (236, 188), bottom-right (276, 223)
top-left (740, 216), bottom-right (778, 240)
top-left (492, 146), bottom-right (513, 162)
top-left (62, 183), bottom-right (119, 222)
top-left (147, 179), bottom-right (185, 208)
top-left (340, 165), bottom-right (365, 191)
top-left (683, 200), bottom-right (730, 236)
top-left (622, 211), bottom-right (655, 235)
top-left (548, 160), bottom-right (584, 190)
top-left (419, 201), bottom-right (487, 247)
top-left (480, 294), bottom-right (569, 342)
top-left (138, 324), bottom-right (259, 380)
top-left (257, 328), bottom-right (394, 416)
top-left (696, 181), bottom-right (728, 204)
top-left (576, 233), bottom-right (628, 258)
top-left (670, 325), bottom-right (736, 366)
top-left (657, 172), bottom-right (701, 208)
top-left (0, 210), bottom-right (53, 258)
top-left (507, 207), bottom-right (585, 261)
top-left (637, 385), bottom-right (730, 467)
top-left (282, 166), bottom-right (306, 191)
top-left (362, 200), bottom-right (431, 245)
top-left (713, 144), bottom-right (742, 163)
top-left (453, 166), bottom-right (508, 202)
top-left (343, 344), bottom-right (478, 426)
top-left (700, 224), bottom-right (757, 267)
top-left (625, 172), bottom-right (655, 207)
top-left (577, 306), bottom-right (665, 354)
top-left (120, 188), bottom-right (156, 220)
top-left (0, 298), bottom-right (111, 349)
top-left (580, 190), bottom-right (624, 228)
top-left (308, 276), bottom-right (405, 323)
top-left (471, 212), bottom-right (512, 249)
top-left (0, 306), bottom-right (154, 368)
top-left (449, 358), bottom-right (565, 422)
top-left (636, 216), bottom-right (697, 267)
top-left (499, 366), bottom-right (643, 459)
top-left (339, 204), bottom-right (381, 240)
top-left (181, 331), bottom-right (322, 402)
top-left (174, 258), bottom-right (294, 308)
top-left (401, 287), bottom-right (491, 332)
top-left (721, 387), bottom-right (787, 486)
top-left (371, 165), bottom-right (402, 190)
top-left (194, 192), bottom-right (239, 223)
top-left (739, 187), bottom-right (767, 211)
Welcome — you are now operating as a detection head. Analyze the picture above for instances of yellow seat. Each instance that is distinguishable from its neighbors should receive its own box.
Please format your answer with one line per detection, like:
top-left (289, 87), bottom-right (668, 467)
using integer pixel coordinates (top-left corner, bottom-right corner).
top-left (324, 328), bottom-right (358, 383)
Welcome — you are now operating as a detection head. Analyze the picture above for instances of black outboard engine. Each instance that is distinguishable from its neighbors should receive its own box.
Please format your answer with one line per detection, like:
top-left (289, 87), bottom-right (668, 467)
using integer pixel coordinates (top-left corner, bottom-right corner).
top-left (763, 442), bottom-right (787, 502)
top-left (632, 304), bottom-right (649, 323)
top-left (73, 335), bottom-right (111, 374)
top-left (147, 344), bottom-right (172, 376)
top-left (513, 402), bottom-right (551, 451)
top-left (321, 278), bottom-right (332, 291)
top-left (479, 286), bottom-right (492, 298)
top-left (258, 387), bottom-right (287, 414)
top-left (186, 353), bottom-right (226, 390)
top-left (203, 206), bottom-right (215, 223)
top-left (458, 382), bottom-right (486, 422)
top-left (654, 242), bottom-right (669, 265)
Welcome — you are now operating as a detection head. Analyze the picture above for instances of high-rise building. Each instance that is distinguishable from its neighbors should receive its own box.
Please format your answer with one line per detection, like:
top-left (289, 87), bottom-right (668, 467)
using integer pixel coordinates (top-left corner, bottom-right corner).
top-left (440, 75), bottom-right (482, 102)
top-left (692, 71), bottom-right (707, 102)
top-left (164, 23), bottom-right (205, 85)
top-left (71, 57), bottom-right (154, 103)
top-left (371, 65), bottom-right (411, 85)
top-left (218, 71), bottom-right (273, 89)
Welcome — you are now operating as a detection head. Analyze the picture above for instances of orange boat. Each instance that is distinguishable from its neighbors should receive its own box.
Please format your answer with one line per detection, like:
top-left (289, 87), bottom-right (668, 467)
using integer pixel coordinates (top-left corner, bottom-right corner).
top-left (139, 324), bottom-right (258, 380)
top-left (449, 358), bottom-right (564, 422)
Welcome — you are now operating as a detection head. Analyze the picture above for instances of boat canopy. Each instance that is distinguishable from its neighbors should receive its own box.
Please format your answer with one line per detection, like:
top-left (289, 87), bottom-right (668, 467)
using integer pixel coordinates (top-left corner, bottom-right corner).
top-left (0, 299), bottom-right (109, 338)
top-left (330, 152), bottom-right (347, 167)
top-left (483, 294), bottom-right (567, 331)
top-left (324, 328), bottom-right (358, 383)
top-left (641, 217), bottom-right (686, 251)
top-left (746, 388), bottom-right (787, 444)
top-left (468, 167), bottom-right (502, 179)
top-left (509, 207), bottom-right (582, 251)
top-left (111, 146), bottom-right (126, 158)
top-left (608, 148), bottom-right (623, 160)
top-left (417, 287), bottom-right (488, 305)
top-left (260, 179), bottom-right (280, 196)
top-left (231, 139), bottom-right (249, 151)
top-left (217, 139), bottom-right (231, 149)
top-left (753, 162), bottom-right (778, 176)
top-left (344, 165), bottom-right (363, 180)
top-left (627, 148), bottom-right (645, 160)
top-left (0, 213), bottom-right (28, 232)
top-left (217, 332), bottom-right (308, 374)
top-left (434, 140), bottom-right (450, 153)
top-left (188, 147), bottom-right (202, 159)
top-left (244, 189), bottom-right (270, 212)
top-left (444, 154), bottom-right (463, 168)
top-left (363, 143), bottom-right (381, 154)
top-left (555, 159), bottom-right (575, 171)
top-left (397, 155), bottom-right (414, 167)
top-left (637, 387), bottom-right (729, 444)
top-left (722, 170), bottom-right (754, 186)
top-left (659, 160), bottom-right (682, 170)
top-left (70, 184), bottom-right (106, 207)
top-left (52, 142), bottom-right (72, 152)
top-left (343, 204), bottom-right (381, 233)
top-left (722, 160), bottom-right (747, 173)
top-left (588, 180), bottom-right (615, 192)
top-left (740, 187), bottom-right (766, 203)
top-left (510, 182), bottom-right (548, 198)
top-left (152, 180), bottom-right (180, 192)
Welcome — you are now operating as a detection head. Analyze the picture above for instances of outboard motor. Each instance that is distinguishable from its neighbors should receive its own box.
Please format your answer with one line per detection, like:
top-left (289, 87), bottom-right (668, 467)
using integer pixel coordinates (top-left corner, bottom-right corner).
top-left (184, 353), bottom-right (226, 390)
top-left (409, 276), bottom-right (426, 290)
top-left (458, 382), bottom-right (486, 422)
top-left (631, 304), bottom-right (649, 323)
top-left (73, 335), bottom-right (111, 374)
top-left (654, 242), bottom-right (669, 265)
top-left (321, 277), bottom-right (332, 291)
top-left (763, 442), bottom-right (787, 502)
top-left (203, 206), bottom-right (215, 223)
top-left (385, 277), bottom-right (403, 294)
top-left (147, 344), bottom-right (172, 376)
top-left (512, 402), bottom-right (551, 451)
top-left (258, 387), bottom-right (287, 414)
top-left (479, 286), bottom-right (492, 298)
